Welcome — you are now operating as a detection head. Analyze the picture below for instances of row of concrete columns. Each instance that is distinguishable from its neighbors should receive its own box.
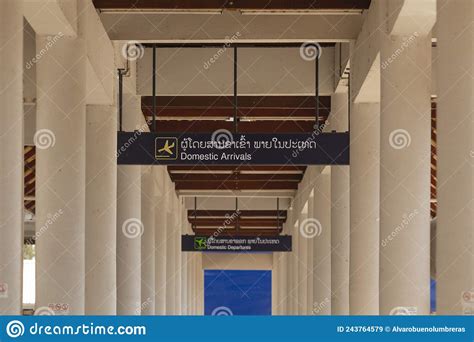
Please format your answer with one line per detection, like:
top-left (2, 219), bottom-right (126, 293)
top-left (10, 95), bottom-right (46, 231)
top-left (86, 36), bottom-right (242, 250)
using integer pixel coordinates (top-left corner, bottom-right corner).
top-left (273, 0), bottom-right (473, 314)
top-left (1, 0), bottom-right (472, 317)
top-left (273, 89), bottom-right (350, 315)
top-left (0, 1), bottom-right (204, 315)
top-left (274, 39), bottom-right (430, 315)
top-left (436, 0), bottom-right (473, 315)
top-left (0, 0), bottom-right (24, 314)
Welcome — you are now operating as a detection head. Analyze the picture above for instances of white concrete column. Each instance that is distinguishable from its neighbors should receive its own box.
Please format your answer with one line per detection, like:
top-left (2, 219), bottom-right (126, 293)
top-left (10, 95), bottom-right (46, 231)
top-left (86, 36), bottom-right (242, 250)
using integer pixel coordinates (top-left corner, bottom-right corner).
top-left (379, 33), bottom-right (432, 315)
top-left (141, 167), bottom-right (155, 315)
top-left (349, 103), bottom-right (380, 315)
top-left (184, 221), bottom-right (195, 316)
top-left (286, 219), bottom-right (297, 315)
top-left (186, 255), bottom-right (192, 315)
top-left (271, 252), bottom-right (280, 315)
top-left (287, 219), bottom-right (296, 314)
top-left (0, 0), bottom-right (23, 315)
top-left (274, 242), bottom-right (292, 316)
top-left (116, 93), bottom-right (142, 315)
top-left (165, 208), bottom-right (176, 315)
top-left (284, 211), bottom-right (292, 314)
top-left (284, 227), bottom-right (291, 313)
top-left (85, 105), bottom-right (117, 315)
top-left (35, 31), bottom-right (87, 314)
top-left (180, 206), bottom-right (188, 315)
top-left (117, 164), bottom-right (141, 314)
top-left (298, 209), bottom-right (308, 314)
top-left (154, 167), bottom-right (167, 315)
top-left (278, 252), bottom-right (288, 315)
top-left (182, 212), bottom-right (194, 315)
top-left (330, 90), bottom-right (350, 315)
top-left (436, 0), bottom-right (474, 315)
top-left (277, 218), bottom-right (291, 315)
top-left (312, 170), bottom-right (331, 315)
top-left (188, 254), bottom-right (196, 315)
top-left (193, 254), bottom-right (198, 315)
top-left (165, 178), bottom-right (177, 314)
top-left (196, 254), bottom-right (204, 315)
top-left (181, 253), bottom-right (188, 315)
top-left (291, 203), bottom-right (300, 315)
top-left (305, 193), bottom-right (315, 314)
top-left (175, 197), bottom-right (182, 314)
top-left (186, 220), bottom-right (192, 315)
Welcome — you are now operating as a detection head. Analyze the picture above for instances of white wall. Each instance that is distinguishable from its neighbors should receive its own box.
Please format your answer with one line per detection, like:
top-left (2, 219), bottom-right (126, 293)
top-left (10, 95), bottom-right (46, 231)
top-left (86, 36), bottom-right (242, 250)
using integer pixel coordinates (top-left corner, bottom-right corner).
top-left (202, 253), bottom-right (273, 270)
top-left (137, 47), bottom-right (335, 96)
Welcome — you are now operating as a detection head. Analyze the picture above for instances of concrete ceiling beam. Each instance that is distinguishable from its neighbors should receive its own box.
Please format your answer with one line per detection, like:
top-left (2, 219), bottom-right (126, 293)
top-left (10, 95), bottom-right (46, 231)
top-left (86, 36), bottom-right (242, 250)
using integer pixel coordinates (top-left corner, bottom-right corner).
top-left (99, 11), bottom-right (364, 42)
top-left (24, 0), bottom-right (77, 37)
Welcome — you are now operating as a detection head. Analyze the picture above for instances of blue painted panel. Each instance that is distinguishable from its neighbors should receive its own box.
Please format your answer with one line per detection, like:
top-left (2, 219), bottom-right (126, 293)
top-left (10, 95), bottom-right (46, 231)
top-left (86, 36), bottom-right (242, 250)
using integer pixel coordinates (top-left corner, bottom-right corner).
top-left (204, 270), bottom-right (271, 316)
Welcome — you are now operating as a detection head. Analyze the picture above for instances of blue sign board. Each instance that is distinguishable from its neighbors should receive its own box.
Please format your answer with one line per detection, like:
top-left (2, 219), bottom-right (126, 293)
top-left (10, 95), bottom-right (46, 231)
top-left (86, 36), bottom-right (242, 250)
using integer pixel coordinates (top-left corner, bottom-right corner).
top-left (117, 132), bottom-right (349, 165)
top-left (182, 235), bottom-right (292, 252)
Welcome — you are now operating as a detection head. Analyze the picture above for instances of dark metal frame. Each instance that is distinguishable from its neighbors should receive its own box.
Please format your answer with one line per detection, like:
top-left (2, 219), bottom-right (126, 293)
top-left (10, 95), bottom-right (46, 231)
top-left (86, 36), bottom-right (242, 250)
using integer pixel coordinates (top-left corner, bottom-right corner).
top-left (118, 42), bottom-right (324, 132)
top-left (118, 69), bottom-right (125, 131)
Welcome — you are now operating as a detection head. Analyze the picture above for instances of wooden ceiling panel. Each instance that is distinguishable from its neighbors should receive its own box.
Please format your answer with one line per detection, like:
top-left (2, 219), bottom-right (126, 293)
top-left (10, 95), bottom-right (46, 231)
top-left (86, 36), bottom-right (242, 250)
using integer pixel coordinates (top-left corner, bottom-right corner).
top-left (189, 218), bottom-right (284, 227)
top-left (175, 180), bottom-right (299, 190)
top-left (188, 210), bottom-right (287, 219)
top-left (171, 173), bottom-right (303, 182)
top-left (192, 229), bottom-right (282, 237)
top-left (150, 120), bottom-right (317, 133)
top-left (24, 146), bottom-right (36, 214)
top-left (168, 165), bottom-right (306, 172)
top-left (94, 0), bottom-right (371, 10)
top-left (142, 96), bottom-right (331, 120)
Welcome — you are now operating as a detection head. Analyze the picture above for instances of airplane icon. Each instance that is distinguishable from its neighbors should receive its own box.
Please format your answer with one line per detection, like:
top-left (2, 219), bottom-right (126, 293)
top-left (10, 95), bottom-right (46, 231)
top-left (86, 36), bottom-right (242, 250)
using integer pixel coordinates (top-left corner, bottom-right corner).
top-left (194, 237), bottom-right (207, 250)
top-left (158, 140), bottom-right (175, 155)
top-left (155, 137), bottom-right (178, 160)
